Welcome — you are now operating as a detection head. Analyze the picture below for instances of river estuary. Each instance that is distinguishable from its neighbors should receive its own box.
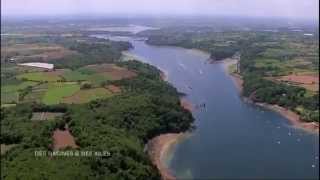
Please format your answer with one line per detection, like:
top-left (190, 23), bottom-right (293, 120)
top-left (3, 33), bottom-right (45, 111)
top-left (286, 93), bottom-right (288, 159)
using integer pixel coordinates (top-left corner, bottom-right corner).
top-left (96, 35), bottom-right (319, 179)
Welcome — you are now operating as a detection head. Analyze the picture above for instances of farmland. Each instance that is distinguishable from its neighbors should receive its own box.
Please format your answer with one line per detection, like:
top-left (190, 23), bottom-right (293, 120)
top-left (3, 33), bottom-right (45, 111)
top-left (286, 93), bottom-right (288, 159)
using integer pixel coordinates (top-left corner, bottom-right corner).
top-left (1, 62), bottom-right (136, 106)
top-left (17, 71), bottom-right (62, 82)
top-left (63, 88), bottom-right (113, 104)
top-left (1, 81), bottom-right (38, 104)
top-left (61, 70), bottom-right (90, 81)
top-left (1, 43), bottom-right (76, 63)
top-left (1, 33), bottom-right (136, 107)
top-left (82, 63), bottom-right (137, 80)
top-left (42, 83), bottom-right (81, 105)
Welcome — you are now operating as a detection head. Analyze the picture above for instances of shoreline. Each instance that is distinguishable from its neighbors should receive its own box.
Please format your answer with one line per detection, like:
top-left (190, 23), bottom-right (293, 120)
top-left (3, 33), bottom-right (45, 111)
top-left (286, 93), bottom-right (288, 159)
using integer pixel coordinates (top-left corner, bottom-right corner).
top-left (255, 102), bottom-right (319, 134)
top-left (147, 133), bottom-right (187, 180)
top-left (221, 59), bottom-right (319, 134)
top-left (180, 98), bottom-right (193, 112)
top-left (147, 69), bottom-right (192, 180)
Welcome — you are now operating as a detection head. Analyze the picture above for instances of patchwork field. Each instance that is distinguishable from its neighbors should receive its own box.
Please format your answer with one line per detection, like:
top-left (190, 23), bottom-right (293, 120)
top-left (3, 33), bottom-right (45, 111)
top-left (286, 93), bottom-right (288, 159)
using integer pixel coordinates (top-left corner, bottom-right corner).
top-left (1, 62), bottom-right (133, 106)
top-left (22, 83), bottom-right (49, 103)
top-left (42, 83), bottom-right (80, 105)
top-left (1, 81), bottom-right (38, 104)
top-left (2, 43), bottom-right (76, 62)
top-left (1, 65), bottom-right (47, 76)
top-left (63, 88), bottom-right (113, 104)
top-left (276, 74), bottom-right (319, 92)
top-left (17, 71), bottom-right (63, 82)
top-left (1, 81), bottom-right (38, 92)
top-left (83, 64), bottom-right (137, 80)
top-left (61, 70), bottom-right (91, 82)
top-left (1, 91), bottom-right (18, 104)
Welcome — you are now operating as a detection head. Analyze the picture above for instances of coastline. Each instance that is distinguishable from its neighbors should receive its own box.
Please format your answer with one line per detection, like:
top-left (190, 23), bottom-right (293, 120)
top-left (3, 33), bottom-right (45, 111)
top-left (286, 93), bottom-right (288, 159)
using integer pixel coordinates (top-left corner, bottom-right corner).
top-left (147, 69), bottom-right (193, 180)
top-left (221, 59), bottom-right (319, 134)
top-left (180, 98), bottom-right (193, 112)
top-left (147, 133), bottom-right (187, 180)
top-left (256, 102), bottom-right (319, 134)
top-left (220, 58), bottom-right (243, 94)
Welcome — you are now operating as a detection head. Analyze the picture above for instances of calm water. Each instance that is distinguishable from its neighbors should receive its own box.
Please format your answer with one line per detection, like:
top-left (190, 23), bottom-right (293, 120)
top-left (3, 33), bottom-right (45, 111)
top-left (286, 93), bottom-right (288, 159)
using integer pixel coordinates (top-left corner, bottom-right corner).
top-left (96, 35), bottom-right (319, 179)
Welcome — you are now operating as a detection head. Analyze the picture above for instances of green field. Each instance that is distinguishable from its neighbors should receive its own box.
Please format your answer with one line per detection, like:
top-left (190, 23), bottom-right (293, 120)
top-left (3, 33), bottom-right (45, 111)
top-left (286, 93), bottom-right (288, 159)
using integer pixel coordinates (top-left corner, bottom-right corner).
top-left (42, 83), bottom-right (80, 105)
top-left (1, 81), bottom-right (38, 104)
top-left (17, 72), bottom-right (62, 82)
top-left (62, 68), bottom-right (111, 85)
top-left (1, 91), bottom-right (18, 104)
top-left (1, 81), bottom-right (38, 93)
top-left (87, 74), bottom-right (110, 85)
top-left (63, 88), bottom-right (113, 104)
top-left (23, 89), bottom-right (48, 103)
top-left (77, 67), bottom-right (96, 75)
top-left (61, 70), bottom-right (90, 81)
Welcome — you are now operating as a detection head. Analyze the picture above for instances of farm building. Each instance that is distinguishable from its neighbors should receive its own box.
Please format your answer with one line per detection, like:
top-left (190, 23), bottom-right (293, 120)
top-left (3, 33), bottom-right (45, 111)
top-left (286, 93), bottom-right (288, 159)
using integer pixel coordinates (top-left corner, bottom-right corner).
top-left (18, 62), bottom-right (54, 70)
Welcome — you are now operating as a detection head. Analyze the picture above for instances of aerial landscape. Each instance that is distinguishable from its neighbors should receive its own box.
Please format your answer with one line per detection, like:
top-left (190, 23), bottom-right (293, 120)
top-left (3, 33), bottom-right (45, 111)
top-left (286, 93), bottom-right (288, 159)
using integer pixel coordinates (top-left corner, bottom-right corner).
top-left (1, 0), bottom-right (319, 179)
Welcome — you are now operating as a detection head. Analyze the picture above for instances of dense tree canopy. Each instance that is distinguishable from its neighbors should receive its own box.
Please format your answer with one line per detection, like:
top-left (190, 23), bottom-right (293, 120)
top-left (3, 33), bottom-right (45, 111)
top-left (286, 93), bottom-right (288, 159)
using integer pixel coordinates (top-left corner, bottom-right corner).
top-left (1, 61), bottom-right (194, 179)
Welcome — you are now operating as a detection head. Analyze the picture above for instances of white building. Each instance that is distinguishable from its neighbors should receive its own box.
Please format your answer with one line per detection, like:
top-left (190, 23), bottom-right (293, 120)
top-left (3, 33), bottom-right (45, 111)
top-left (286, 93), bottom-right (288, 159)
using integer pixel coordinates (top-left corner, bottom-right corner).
top-left (18, 62), bottom-right (54, 70)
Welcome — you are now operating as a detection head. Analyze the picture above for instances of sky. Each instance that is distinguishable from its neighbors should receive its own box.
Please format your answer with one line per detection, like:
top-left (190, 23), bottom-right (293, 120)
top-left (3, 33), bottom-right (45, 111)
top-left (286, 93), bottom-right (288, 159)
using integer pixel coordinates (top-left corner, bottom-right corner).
top-left (2, 0), bottom-right (319, 20)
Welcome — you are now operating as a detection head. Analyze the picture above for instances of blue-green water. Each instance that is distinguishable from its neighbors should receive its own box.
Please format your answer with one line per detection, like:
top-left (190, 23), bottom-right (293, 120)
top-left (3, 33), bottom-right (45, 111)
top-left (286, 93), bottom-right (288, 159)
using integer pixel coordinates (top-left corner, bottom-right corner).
top-left (97, 35), bottom-right (319, 179)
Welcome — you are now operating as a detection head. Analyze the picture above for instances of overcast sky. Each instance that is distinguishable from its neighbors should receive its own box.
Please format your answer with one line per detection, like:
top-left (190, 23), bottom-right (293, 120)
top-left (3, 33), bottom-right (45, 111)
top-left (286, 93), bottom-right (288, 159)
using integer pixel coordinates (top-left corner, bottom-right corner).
top-left (2, 0), bottom-right (319, 20)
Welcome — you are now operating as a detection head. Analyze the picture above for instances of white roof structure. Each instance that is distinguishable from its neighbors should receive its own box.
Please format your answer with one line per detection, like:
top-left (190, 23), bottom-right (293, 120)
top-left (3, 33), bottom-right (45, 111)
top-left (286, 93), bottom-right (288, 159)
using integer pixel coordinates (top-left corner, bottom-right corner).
top-left (303, 33), bottom-right (314, 36)
top-left (18, 62), bottom-right (54, 70)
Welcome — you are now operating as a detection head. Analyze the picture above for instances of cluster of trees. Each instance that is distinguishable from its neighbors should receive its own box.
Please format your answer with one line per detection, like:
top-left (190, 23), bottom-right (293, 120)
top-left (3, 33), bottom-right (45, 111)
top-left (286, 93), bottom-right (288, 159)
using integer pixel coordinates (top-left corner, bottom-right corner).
top-left (144, 31), bottom-right (240, 61)
top-left (1, 60), bottom-right (194, 179)
top-left (51, 40), bottom-right (132, 69)
top-left (243, 74), bottom-right (319, 122)
top-left (0, 103), bottom-right (64, 146)
top-left (209, 46), bottom-right (238, 60)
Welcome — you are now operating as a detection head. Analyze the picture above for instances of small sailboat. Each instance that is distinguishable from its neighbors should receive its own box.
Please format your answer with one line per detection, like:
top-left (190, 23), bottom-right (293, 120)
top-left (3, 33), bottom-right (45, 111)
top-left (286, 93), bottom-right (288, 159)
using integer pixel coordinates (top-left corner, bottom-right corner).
top-left (178, 63), bottom-right (187, 70)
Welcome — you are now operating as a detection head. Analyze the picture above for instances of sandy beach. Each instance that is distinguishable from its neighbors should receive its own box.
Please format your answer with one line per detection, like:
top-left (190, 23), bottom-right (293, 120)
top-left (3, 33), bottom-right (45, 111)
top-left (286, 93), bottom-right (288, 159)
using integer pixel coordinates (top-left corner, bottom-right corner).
top-left (147, 133), bottom-right (186, 180)
top-left (180, 98), bottom-right (193, 112)
top-left (160, 70), bottom-right (169, 81)
top-left (230, 73), bottom-right (244, 94)
top-left (222, 59), bottom-right (319, 134)
top-left (256, 103), bottom-right (319, 134)
top-left (220, 58), bottom-right (243, 93)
